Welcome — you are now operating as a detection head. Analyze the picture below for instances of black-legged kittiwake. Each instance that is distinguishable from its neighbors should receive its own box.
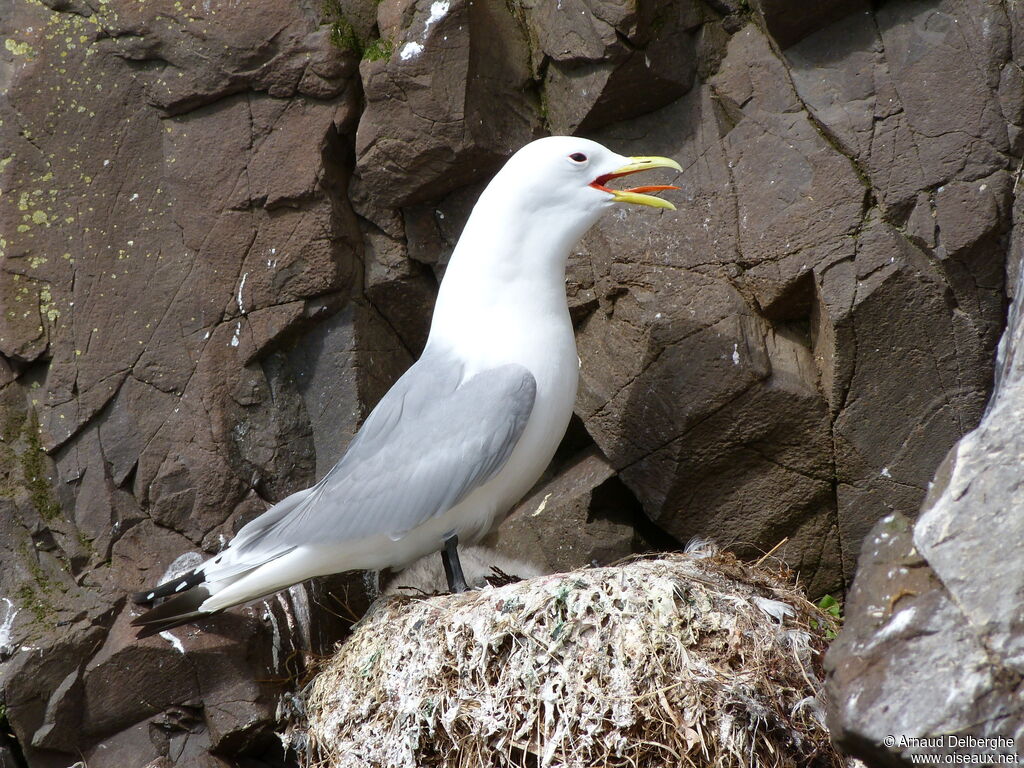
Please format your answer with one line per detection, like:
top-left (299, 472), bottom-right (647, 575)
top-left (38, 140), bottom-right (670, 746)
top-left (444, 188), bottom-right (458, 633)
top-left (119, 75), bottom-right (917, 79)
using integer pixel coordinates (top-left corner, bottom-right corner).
top-left (131, 136), bottom-right (680, 637)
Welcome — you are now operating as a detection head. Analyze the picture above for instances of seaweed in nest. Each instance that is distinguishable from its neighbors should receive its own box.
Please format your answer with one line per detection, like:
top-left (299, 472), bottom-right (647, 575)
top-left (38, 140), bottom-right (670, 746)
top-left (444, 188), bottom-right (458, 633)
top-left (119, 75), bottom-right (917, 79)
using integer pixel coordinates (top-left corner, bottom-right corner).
top-left (300, 549), bottom-right (843, 768)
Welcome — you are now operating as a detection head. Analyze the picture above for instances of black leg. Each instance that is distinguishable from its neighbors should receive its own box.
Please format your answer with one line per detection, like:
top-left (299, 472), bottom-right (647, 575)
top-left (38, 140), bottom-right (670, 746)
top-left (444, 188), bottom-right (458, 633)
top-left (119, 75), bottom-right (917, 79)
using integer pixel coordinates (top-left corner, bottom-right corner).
top-left (441, 534), bottom-right (469, 593)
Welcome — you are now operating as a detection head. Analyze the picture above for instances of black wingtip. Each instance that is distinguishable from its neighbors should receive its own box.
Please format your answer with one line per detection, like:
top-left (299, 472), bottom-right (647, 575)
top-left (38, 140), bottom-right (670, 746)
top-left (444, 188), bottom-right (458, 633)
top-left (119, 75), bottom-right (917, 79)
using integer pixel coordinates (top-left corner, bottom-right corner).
top-left (133, 568), bottom-right (206, 605)
top-left (132, 586), bottom-right (213, 638)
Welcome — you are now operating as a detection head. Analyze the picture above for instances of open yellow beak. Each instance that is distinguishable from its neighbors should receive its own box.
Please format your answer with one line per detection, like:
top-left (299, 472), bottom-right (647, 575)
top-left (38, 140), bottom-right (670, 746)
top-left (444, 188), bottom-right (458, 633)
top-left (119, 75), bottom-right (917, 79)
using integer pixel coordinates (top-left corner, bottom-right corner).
top-left (590, 156), bottom-right (683, 210)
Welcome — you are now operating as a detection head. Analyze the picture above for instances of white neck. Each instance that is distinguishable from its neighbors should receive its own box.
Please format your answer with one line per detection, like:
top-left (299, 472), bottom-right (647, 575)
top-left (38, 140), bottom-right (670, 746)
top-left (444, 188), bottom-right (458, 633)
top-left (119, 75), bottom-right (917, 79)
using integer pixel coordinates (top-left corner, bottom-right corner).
top-left (426, 188), bottom-right (597, 352)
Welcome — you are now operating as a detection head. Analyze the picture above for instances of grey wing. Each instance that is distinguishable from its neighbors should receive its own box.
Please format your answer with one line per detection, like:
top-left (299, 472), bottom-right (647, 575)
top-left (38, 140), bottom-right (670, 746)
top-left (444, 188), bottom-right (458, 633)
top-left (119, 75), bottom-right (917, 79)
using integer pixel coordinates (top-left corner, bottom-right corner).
top-left (231, 353), bottom-right (537, 554)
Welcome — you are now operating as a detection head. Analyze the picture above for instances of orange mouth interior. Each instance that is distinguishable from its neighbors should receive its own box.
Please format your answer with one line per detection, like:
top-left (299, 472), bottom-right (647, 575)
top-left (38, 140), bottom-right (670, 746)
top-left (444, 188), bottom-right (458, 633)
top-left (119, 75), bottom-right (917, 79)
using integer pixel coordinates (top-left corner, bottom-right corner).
top-left (589, 168), bottom-right (680, 196)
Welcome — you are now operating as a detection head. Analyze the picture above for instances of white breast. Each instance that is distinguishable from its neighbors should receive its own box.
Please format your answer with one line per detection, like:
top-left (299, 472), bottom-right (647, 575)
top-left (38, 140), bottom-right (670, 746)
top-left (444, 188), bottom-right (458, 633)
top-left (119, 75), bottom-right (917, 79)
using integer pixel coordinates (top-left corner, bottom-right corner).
top-left (406, 184), bottom-right (589, 553)
top-left (415, 303), bottom-right (579, 549)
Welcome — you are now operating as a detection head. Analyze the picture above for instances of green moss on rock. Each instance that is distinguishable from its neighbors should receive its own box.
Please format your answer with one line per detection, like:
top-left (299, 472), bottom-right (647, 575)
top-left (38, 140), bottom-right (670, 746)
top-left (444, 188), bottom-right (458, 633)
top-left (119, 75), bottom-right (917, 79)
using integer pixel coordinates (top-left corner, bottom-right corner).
top-left (15, 583), bottom-right (55, 625)
top-left (327, 17), bottom-right (360, 52)
top-left (0, 406), bottom-right (24, 443)
top-left (362, 36), bottom-right (393, 61)
top-left (0, 401), bottom-right (62, 519)
top-left (322, 0), bottom-right (364, 55)
top-left (20, 410), bottom-right (61, 521)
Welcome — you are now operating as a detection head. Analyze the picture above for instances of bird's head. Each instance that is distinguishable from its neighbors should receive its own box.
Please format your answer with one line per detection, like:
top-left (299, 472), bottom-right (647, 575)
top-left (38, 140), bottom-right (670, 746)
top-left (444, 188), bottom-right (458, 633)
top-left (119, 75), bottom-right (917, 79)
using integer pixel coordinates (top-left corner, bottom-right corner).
top-left (486, 136), bottom-right (682, 224)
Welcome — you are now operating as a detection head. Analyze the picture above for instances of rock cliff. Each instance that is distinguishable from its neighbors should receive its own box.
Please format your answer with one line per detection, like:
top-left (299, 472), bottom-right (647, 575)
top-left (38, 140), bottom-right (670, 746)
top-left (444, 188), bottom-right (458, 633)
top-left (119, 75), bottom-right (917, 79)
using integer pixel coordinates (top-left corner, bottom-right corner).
top-left (0, 0), bottom-right (1020, 765)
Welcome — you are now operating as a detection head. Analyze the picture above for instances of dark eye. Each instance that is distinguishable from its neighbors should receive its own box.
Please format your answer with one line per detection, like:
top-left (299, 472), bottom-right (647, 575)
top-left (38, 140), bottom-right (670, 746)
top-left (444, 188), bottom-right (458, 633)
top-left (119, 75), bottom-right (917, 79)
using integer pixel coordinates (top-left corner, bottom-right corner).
top-left (569, 152), bottom-right (588, 163)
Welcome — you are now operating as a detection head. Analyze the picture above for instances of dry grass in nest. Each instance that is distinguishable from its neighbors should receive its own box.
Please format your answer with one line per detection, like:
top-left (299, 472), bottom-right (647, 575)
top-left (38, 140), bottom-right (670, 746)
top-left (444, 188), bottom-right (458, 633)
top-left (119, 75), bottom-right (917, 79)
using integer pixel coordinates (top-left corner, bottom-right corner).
top-left (302, 548), bottom-right (842, 768)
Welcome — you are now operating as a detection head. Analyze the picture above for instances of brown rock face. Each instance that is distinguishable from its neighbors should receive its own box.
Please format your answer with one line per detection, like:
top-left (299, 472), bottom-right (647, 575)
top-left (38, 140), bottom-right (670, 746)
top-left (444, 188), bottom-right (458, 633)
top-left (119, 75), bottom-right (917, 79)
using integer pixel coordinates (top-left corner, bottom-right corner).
top-left (0, 0), bottom-right (1019, 764)
top-left (354, 0), bottom-right (538, 209)
top-left (825, 188), bottom-right (1024, 767)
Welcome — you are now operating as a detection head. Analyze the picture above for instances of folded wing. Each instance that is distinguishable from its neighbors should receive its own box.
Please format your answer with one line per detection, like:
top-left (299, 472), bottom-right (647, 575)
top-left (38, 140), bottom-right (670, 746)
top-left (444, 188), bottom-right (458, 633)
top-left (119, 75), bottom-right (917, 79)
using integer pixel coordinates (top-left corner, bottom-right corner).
top-left (233, 353), bottom-right (538, 555)
top-left (133, 349), bottom-right (538, 635)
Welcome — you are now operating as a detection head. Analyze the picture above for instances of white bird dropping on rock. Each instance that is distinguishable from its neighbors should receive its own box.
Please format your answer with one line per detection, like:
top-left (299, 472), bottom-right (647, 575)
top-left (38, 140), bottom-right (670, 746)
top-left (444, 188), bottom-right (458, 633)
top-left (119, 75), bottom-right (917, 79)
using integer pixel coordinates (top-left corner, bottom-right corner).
top-left (131, 136), bottom-right (680, 638)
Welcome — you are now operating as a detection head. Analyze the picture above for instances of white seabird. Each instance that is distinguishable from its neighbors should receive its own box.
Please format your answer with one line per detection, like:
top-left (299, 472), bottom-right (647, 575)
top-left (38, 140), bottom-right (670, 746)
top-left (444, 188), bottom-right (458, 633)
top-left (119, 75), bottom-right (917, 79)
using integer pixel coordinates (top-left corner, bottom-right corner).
top-left (132, 136), bottom-right (681, 637)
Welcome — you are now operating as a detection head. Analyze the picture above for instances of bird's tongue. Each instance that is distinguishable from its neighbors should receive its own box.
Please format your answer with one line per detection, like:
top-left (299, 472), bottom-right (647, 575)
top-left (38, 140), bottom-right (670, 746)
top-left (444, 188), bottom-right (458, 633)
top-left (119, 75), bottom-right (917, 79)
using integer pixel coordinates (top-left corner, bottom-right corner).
top-left (623, 184), bottom-right (678, 195)
top-left (591, 169), bottom-right (679, 196)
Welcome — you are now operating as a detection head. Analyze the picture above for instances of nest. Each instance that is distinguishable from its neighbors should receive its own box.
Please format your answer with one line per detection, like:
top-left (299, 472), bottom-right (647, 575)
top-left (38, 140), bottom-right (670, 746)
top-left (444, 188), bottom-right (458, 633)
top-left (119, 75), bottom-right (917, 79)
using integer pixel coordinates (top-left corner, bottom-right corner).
top-left (303, 549), bottom-right (842, 768)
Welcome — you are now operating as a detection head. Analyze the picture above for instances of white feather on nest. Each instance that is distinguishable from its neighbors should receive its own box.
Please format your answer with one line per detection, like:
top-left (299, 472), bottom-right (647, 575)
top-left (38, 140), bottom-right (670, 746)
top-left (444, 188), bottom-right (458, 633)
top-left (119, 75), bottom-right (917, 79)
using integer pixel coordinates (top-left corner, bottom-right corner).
top-left (302, 551), bottom-right (841, 768)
